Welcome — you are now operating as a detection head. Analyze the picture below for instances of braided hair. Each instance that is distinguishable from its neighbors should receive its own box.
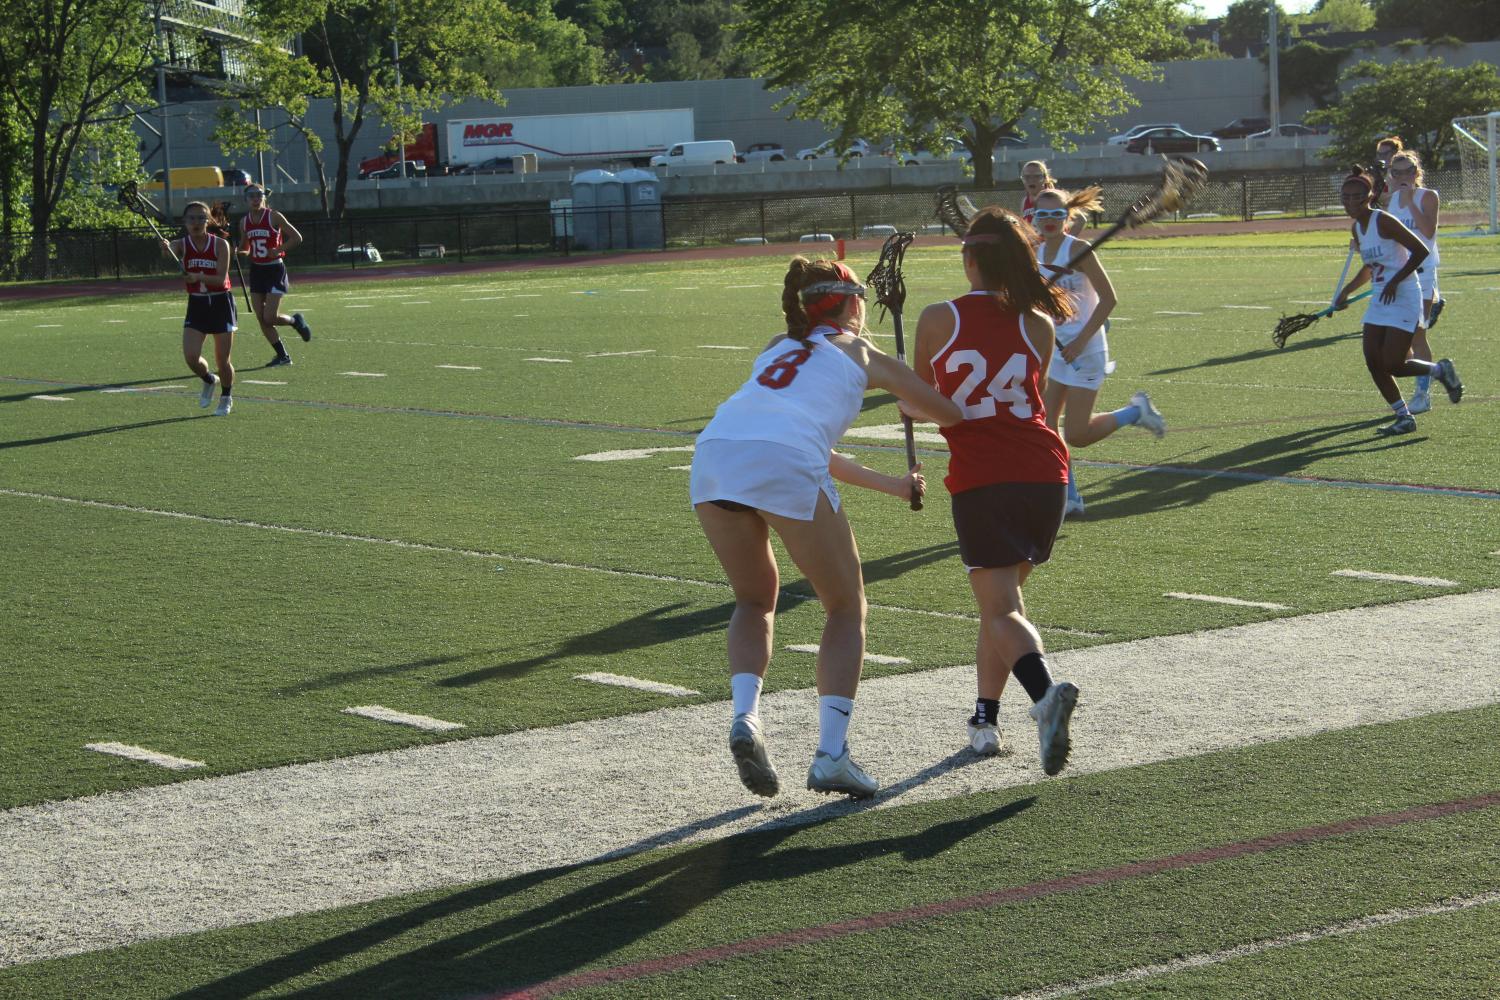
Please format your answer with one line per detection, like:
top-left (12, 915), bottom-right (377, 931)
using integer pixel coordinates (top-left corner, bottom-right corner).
top-left (781, 257), bottom-right (863, 340)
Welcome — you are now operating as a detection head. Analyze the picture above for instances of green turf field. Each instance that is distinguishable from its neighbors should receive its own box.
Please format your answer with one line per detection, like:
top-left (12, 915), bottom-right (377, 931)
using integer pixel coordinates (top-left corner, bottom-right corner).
top-left (2, 227), bottom-right (1498, 997)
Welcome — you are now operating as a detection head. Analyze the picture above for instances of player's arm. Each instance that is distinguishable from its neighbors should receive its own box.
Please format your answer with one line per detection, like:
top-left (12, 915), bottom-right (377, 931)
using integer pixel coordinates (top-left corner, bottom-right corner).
top-left (1376, 212), bottom-right (1428, 290)
top-left (210, 236), bottom-right (231, 286)
top-left (910, 301), bottom-right (952, 387)
top-left (866, 348), bottom-right (962, 427)
top-left (1412, 189), bottom-right (1439, 240)
top-left (1022, 311), bottom-right (1057, 383)
top-left (827, 451), bottom-right (926, 501)
top-left (1059, 250), bottom-right (1116, 362)
top-left (274, 211), bottom-right (304, 252)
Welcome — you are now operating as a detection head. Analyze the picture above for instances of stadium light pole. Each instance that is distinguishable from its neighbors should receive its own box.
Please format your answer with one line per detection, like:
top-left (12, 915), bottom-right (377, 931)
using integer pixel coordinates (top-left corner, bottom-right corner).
top-left (153, 1), bottom-right (174, 219)
top-left (392, 6), bottom-right (405, 179)
top-left (1267, 4), bottom-right (1281, 136)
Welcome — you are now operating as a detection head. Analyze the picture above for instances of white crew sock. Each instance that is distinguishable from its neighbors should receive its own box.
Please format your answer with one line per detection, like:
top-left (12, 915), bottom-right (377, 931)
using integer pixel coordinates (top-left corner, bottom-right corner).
top-left (817, 695), bottom-right (854, 756)
top-left (730, 672), bottom-right (763, 718)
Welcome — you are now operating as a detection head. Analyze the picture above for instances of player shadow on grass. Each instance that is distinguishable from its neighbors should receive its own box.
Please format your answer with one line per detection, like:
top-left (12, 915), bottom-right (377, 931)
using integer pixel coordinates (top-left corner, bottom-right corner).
top-left (1069, 418), bottom-right (1426, 522)
top-left (1148, 328), bottom-right (1360, 376)
top-left (169, 786), bottom-right (1035, 1000)
top-left (438, 543), bottom-right (960, 687)
top-left (0, 415), bottom-right (205, 450)
top-left (0, 374), bottom-right (191, 403)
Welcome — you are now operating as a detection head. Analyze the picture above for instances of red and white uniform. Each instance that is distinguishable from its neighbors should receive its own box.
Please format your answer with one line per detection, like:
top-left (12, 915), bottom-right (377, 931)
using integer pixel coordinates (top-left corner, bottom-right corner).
top-left (242, 208), bottom-right (284, 264)
top-left (931, 292), bottom-right (1068, 493)
top-left (182, 233), bottom-right (229, 294)
top-left (1020, 193), bottom-right (1037, 226)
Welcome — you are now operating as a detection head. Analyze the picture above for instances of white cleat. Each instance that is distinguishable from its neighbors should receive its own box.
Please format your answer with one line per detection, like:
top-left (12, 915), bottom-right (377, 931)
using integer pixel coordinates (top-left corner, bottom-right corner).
top-left (1408, 387), bottom-right (1431, 414)
top-left (729, 714), bottom-right (779, 797)
top-left (1131, 391), bottom-right (1166, 439)
top-left (215, 396), bottom-right (233, 416)
top-left (1028, 681), bottom-right (1079, 776)
top-left (199, 374), bottom-right (219, 408)
top-left (967, 721), bottom-right (1008, 758)
top-left (806, 746), bottom-right (878, 799)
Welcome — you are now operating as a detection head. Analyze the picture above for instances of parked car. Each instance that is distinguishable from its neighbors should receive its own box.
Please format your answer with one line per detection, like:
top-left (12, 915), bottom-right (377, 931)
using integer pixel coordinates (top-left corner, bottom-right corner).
top-left (334, 243), bottom-right (382, 263)
top-left (794, 138), bottom-right (875, 160)
top-left (453, 156), bottom-right (515, 175)
top-left (737, 142), bottom-right (787, 163)
top-left (1124, 127), bottom-right (1221, 154)
top-left (1247, 123), bottom-right (1318, 138)
top-left (1211, 117), bottom-right (1271, 139)
top-left (365, 160), bottom-right (427, 179)
top-left (994, 135), bottom-right (1029, 149)
top-left (1107, 123), bottom-right (1185, 146)
top-left (221, 168), bottom-right (254, 187)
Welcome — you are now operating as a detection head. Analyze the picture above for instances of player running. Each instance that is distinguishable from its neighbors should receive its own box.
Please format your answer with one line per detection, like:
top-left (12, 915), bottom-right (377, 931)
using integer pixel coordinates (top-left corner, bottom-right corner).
top-left (238, 185), bottom-right (312, 367)
top-left (1032, 186), bottom-right (1164, 517)
top-left (161, 201), bottom-right (236, 416)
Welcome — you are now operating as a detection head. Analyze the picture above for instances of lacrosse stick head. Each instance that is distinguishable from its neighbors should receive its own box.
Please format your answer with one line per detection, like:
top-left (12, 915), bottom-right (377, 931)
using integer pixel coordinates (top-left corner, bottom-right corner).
top-left (117, 180), bottom-right (167, 223)
top-left (1123, 155), bottom-right (1209, 228)
top-left (1271, 310), bottom-right (1319, 349)
top-left (865, 231), bottom-right (915, 319)
top-left (935, 184), bottom-right (979, 236)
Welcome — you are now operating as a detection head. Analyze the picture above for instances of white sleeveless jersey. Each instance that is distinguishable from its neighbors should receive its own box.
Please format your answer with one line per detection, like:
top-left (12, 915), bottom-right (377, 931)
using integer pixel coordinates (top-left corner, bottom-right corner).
top-left (1036, 235), bottom-right (1103, 352)
top-left (696, 325), bottom-right (869, 463)
top-left (1356, 209), bottom-right (1422, 330)
top-left (1387, 188), bottom-right (1439, 268)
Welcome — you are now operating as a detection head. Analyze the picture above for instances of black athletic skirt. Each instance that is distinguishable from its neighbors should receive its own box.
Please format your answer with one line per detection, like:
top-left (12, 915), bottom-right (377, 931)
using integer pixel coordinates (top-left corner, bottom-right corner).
top-left (247, 260), bottom-right (289, 295)
top-left (184, 292), bottom-right (237, 334)
top-left (951, 481), bottom-right (1067, 570)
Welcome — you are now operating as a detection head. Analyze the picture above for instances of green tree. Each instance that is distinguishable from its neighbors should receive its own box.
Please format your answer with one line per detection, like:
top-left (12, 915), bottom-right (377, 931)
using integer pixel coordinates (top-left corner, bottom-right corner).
top-left (1371, 0), bottom-right (1500, 42)
top-left (738, 0), bottom-right (1178, 189)
top-left (1220, 0), bottom-right (1282, 56)
top-left (1272, 40), bottom-right (1352, 108)
top-left (236, 0), bottom-right (527, 220)
top-left (615, 0), bottom-right (749, 81)
top-left (1296, 0), bottom-right (1375, 33)
top-left (468, 0), bottom-right (615, 88)
top-left (0, 0), bottom-right (155, 278)
top-left (1307, 57), bottom-right (1500, 166)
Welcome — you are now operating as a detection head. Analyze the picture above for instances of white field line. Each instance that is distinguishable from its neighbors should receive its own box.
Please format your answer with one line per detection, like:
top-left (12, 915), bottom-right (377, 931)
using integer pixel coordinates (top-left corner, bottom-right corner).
top-left (29, 395), bottom-right (71, 401)
top-left (524, 357), bottom-right (572, 363)
top-left (1222, 304), bottom-right (1272, 310)
top-left (1165, 592), bottom-right (1292, 611)
top-left (575, 673), bottom-right (700, 697)
top-left (436, 364), bottom-right (482, 370)
top-left (587, 350), bottom-right (655, 358)
top-left (338, 371), bottom-right (387, 377)
top-left (575, 445), bottom-right (696, 462)
top-left (1333, 569), bottom-right (1459, 587)
top-left (0, 488), bottom-right (988, 629)
top-left (3, 589), bottom-right (1497, 966)
top-left (1001, 891), bottom-right (1500, 1000)
top-left (241, 380), bottom-right (287, 386)
top-left (1155, 310), bottom-right (1203, 316)
top-left (341, 706), bottom-right (465, 733)
top-left (83, 743), bottom-right (204, 771)
top-left (699, 345), bottom-right (749, 350)
top-left (785, 644), bottom-right (911, 665)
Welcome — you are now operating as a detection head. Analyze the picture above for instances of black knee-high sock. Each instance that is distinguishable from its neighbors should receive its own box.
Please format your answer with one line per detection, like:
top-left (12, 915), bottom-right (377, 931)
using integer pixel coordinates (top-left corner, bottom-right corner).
top-left (1012, 652), bottom-right (1054, 704)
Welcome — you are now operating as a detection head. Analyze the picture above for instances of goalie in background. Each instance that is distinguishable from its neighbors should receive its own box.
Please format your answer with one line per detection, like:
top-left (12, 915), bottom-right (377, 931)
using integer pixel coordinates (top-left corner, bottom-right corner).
top-left (908, 206), bottom-right (1080, 776)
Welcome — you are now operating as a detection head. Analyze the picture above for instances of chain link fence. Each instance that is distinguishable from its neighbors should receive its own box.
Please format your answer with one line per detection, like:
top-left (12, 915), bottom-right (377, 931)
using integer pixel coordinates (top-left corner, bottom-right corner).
top-left (2, 167), bottom-right (1466, 284)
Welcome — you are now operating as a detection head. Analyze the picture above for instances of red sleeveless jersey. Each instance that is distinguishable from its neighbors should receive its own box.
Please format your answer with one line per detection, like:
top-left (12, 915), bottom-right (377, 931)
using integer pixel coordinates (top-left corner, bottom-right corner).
top-left (182, 233), bottom-right (230, 293)
top-left (241, 208), bottom-right (284, 264)
top-left (931, 292), bottom-right (1068, 493)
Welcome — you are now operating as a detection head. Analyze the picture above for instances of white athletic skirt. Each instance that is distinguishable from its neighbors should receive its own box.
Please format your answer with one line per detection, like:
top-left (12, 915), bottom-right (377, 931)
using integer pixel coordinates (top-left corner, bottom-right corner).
top-left (1361, 279), bottom-right (1423, 332)
top-left (1048, 323), bottom-right (1115, 390)
top-left (690, 438), bottom-right (840, 521)
top-left (1416, 262), bottom-right (1438, 303)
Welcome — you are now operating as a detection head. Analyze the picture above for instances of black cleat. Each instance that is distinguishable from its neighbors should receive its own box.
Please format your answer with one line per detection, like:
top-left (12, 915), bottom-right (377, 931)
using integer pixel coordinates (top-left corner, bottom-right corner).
top-left (291, 313), bottom-right (312, 342)
top-left (266, 354), bottom-right (292, 367)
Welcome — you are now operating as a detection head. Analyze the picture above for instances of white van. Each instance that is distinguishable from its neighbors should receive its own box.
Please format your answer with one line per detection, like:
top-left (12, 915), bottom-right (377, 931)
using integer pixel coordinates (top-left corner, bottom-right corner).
top-left (650, 140), bottom-right (736, 167)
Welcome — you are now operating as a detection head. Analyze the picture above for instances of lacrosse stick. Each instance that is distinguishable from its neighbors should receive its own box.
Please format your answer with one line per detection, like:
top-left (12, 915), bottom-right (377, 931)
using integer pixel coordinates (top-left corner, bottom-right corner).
top-left (865, 231), bottom-right (922, 510)
top-left (208, 200), bottom-right (253, 311)
top-left (1061, 156), bottom-right (1208, 271)
top-left (1271, 289), bottom-right (1372, 348)
top-left (935, 185), bottom-right (980, 237)
top-left (118, 181), bottom-right (178, 264)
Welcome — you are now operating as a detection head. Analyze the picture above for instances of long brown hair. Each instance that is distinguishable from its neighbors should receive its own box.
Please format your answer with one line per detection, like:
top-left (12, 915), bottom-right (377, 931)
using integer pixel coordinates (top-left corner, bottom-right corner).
top-left (962, 207), bottom-right (1072, 322)
top-left (781, 257), bottom-right (860, 340)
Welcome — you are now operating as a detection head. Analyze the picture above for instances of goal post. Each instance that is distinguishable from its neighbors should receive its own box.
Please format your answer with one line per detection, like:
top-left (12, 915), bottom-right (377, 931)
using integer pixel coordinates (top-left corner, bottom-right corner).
top-left (1452, 111), bottom-right (1500, 235)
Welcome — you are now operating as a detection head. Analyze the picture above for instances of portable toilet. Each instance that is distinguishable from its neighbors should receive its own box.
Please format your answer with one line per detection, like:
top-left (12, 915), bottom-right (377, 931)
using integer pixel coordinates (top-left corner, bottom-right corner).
top-left (570, 169), bottom-right (623, 250)
top-left (616, 168), bottom-right (664, 249)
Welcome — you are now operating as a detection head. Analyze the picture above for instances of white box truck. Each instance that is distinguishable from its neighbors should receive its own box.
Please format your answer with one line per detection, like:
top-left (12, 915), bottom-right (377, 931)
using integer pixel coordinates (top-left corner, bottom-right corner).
top-left (445, 109), bottom-right (694, 170)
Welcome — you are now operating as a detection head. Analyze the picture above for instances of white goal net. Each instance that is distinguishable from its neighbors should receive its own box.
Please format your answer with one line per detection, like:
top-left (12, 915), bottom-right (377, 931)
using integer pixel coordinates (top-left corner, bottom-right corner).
top-left (1452, 111), bottom-right (1500, 235)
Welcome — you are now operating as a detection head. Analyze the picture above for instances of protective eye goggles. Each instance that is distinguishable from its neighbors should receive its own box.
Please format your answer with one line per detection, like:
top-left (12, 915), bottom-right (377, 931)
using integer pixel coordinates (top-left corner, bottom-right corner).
top-left (800, 280), bottom-right (866, 300)
top-left (244, 189), bottom-right (265, 198)
top-left (1032, 208), bottom-right (1069, 220)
